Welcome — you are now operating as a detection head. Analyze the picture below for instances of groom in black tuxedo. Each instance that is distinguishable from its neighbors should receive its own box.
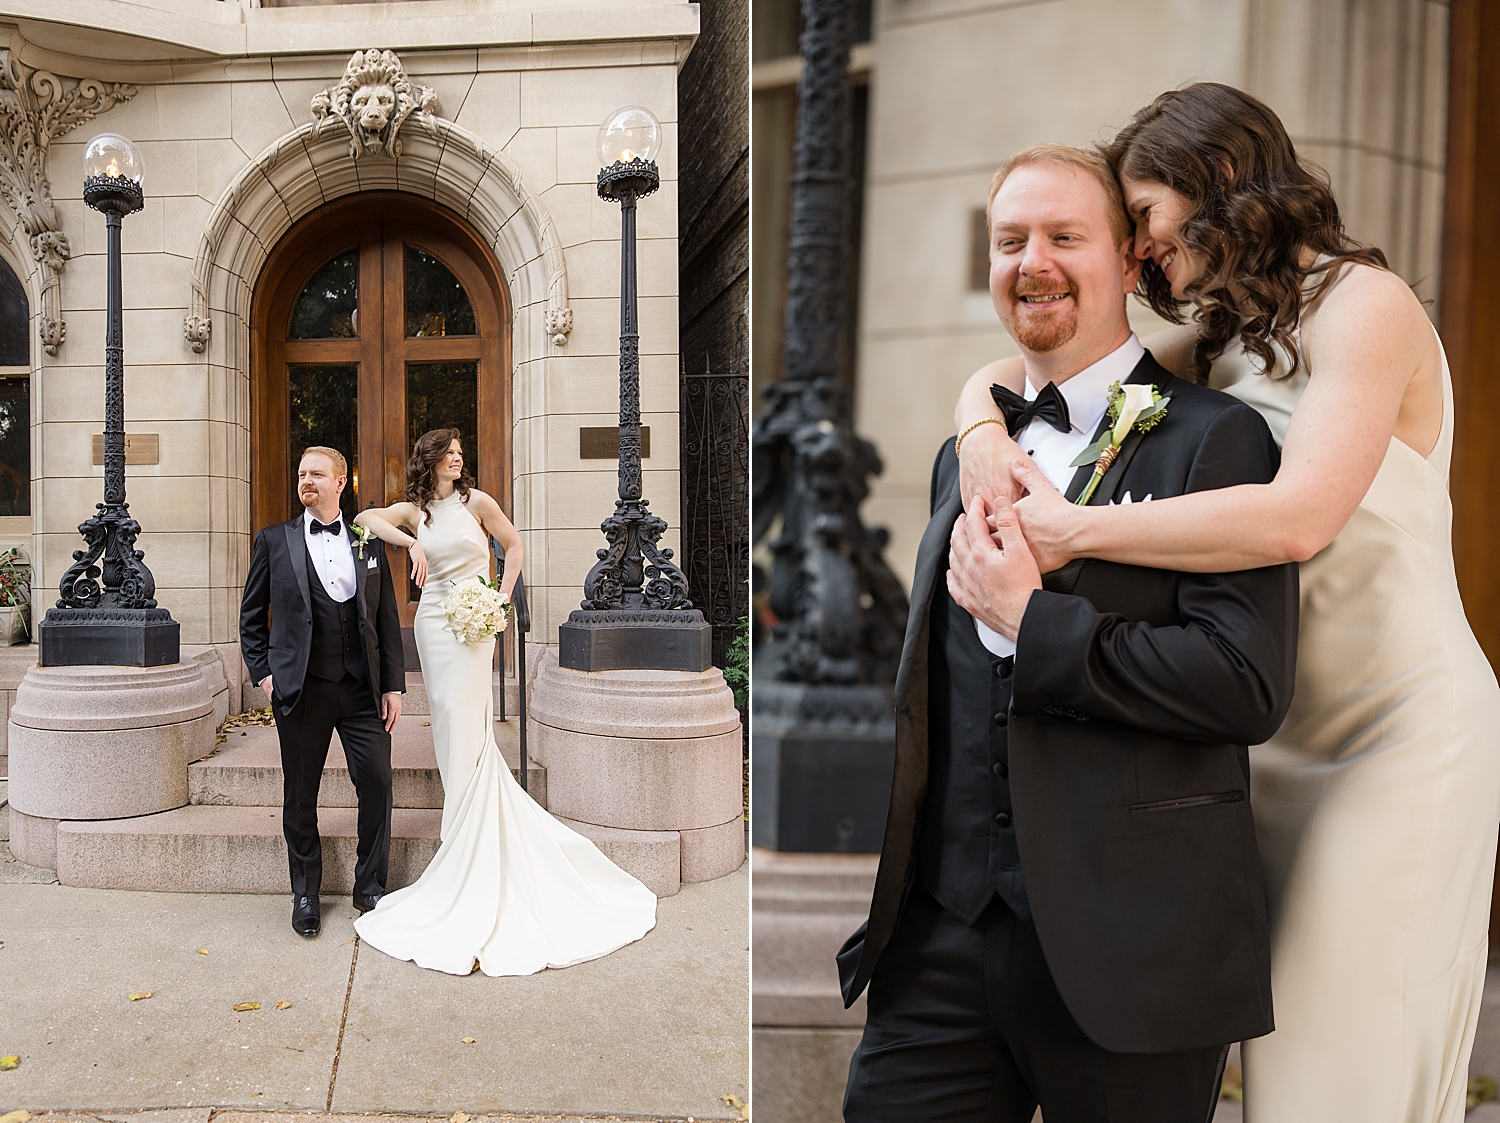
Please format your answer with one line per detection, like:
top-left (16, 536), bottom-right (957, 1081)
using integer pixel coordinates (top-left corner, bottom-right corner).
top-left (838, 147), bottom-right (1299, 1120)
top-left (240, 446), bottom-right (405, 937)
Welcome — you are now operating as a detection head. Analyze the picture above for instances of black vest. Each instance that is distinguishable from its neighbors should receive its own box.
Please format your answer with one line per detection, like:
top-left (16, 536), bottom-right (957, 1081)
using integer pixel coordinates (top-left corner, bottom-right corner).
top-left (918, 565), bottom-right (1030, 927)
top-left (306, 540), bottom-right (366, 684)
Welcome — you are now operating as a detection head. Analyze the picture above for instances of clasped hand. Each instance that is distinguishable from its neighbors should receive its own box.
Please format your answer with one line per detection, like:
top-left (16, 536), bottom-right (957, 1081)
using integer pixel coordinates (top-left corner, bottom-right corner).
top-left (947, 492), bottom-right (1043, 643)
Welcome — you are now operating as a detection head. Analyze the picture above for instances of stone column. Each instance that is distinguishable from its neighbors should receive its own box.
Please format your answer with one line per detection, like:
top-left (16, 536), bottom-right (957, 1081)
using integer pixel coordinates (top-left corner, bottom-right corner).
top-left (530, 649), bottom-right (743, 896)
top-left (7, 662), bottom-right (216, 869)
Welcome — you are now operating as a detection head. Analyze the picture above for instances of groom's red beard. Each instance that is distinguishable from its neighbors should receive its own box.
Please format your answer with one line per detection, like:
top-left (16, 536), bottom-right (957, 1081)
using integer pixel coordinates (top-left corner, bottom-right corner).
top-left (1010, 278), bottom-right (1079, 352)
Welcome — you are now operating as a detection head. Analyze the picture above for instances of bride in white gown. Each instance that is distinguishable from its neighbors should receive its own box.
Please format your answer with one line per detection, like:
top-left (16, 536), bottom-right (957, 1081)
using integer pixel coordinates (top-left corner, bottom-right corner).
top-left (351, 427), bottom-right (657, 976)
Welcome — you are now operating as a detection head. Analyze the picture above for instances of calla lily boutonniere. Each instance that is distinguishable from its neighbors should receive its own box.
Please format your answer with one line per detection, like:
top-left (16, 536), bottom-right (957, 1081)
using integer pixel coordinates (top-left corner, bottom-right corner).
top-left (1070, 381), bottom-right (1170, 506)
top-left (352, 523), bottom-right (375, 559)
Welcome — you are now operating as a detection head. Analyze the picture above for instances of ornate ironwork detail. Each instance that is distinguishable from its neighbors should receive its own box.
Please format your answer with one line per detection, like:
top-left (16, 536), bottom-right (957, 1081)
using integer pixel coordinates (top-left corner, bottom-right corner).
top-left (596, 158), bottom-right (660, 201)
top-left (311, 49), bottom-right (439, 160)
top-left (752, 0), bottom-right (909, 687)
top-left (0, 52), bottom-right (137, 356)
top-left (55, 501), bottom-right (157, 610)
top-left (576, 157), bottom-right (693, 615)
top-left (681, 360), bottom-right (749, 667)
top-left (55, 196), bottom-right (158, 613)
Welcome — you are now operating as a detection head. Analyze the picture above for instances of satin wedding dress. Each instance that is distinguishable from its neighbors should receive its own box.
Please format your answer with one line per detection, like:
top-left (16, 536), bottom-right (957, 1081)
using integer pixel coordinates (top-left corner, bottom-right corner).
top-left (1210, 331), bottom-right (1500, 1122)
top-left (354, 490), bottom-right (657, 976)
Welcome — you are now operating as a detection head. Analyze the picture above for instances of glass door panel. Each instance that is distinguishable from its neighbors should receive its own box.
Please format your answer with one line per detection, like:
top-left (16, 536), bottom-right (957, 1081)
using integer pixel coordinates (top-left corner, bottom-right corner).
top-left (405, 246), bottom-right (476, 337)
top-left (286, 363), bottom-right (360, 524)
top-left (406, 362), bottom-right (480, 484)
top-left (289, 250), bottom-right (359, 339)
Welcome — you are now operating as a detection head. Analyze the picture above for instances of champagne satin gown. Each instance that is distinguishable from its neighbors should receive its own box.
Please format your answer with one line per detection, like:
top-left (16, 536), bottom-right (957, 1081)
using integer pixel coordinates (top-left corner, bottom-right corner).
top-left (354, 490), bottom-right (658, 976)
top-left (1209, 336), bottom-right (1500, 1122)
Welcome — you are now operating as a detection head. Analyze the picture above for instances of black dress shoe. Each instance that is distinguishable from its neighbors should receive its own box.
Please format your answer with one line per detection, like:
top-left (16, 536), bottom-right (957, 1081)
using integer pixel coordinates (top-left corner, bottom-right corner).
top-left (352, 891), bottom-right (383, 915)
top-left (291, 895), bottom-right (321, 937)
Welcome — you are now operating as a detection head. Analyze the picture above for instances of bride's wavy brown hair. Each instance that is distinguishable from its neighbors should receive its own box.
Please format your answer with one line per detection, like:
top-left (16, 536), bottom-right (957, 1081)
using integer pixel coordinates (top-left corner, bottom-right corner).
top-left (405, 428), bottom-right (474, 525)
top-left (1100, 82), bottom-right (1388, 382)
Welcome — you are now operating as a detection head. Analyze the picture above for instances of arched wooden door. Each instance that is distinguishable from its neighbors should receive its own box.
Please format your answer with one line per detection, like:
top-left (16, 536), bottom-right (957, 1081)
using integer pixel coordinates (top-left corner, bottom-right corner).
top-left (252, 194), bottom-right (512, 630)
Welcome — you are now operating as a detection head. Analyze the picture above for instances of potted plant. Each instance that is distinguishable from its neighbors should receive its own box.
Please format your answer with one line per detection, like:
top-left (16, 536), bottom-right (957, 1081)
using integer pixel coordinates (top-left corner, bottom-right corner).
top-left (0, 546), bottom-right (31, 645)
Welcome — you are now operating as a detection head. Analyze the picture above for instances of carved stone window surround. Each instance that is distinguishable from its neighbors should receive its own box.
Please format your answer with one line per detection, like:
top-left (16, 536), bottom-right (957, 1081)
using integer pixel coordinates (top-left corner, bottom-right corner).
top-left (0, 50), bottom-right (137, 356)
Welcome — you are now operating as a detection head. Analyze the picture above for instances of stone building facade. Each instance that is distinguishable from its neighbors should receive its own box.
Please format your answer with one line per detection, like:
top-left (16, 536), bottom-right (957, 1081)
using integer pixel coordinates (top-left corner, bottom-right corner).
top-left (0, 0), bottom-right (699, 682)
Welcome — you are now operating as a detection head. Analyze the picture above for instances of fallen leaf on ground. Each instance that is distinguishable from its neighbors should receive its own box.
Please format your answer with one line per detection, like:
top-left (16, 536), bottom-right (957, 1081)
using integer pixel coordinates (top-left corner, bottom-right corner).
top-left (421, 721), bottom-right (431, 727)
top-left (0, 1109), bottom-right (29, 1121)
top-left (1220, 1062), bottom-right (1243, 1102)
top-left (251, 1092), bottom-right (261, 1097)
top-left (233, 1002), bottom-right (260, 1012)
top-left (1470, 1076), bottom-right (1497, 1109)
top-left (460, 1037), bottom-right (475, 1044)
top-left (275, 1001), bottom-right (291, 1010)
top-left (197, 948), bottom-right (209, 955)
top-left (128, 991), bottom-right (153, 1001)
top-left (0, 1057), bottom-right (20, 1072)
top-left (451, 1113), bottom-right (470, 1123)
top-left (719, 1093), bottom-right (748, 1118)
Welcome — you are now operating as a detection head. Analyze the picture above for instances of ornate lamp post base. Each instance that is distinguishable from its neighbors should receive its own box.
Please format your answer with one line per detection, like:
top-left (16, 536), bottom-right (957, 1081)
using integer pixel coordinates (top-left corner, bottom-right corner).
top-left (38, 608), bottom-right (180, 668)
top-left (559, 608), bottom-right (711, 672)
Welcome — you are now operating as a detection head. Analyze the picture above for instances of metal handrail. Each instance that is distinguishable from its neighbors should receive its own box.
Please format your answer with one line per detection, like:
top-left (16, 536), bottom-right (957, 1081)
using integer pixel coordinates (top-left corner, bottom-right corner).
top-left (493, 538), bottom-right (530, 793)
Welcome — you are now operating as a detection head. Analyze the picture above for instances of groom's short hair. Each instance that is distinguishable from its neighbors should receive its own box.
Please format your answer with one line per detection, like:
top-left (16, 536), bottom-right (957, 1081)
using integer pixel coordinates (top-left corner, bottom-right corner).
top-left (987, 144), bottom-right (1131, 247)
top-left (301, 445), bottom-right (347, 479)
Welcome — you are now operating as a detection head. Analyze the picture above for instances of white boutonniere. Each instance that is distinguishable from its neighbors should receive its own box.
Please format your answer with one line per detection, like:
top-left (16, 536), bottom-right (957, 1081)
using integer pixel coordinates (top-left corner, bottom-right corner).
top-left (352, 523), bottom-right (375, 559)
top-left (1070, 381), bottom-right (1170, 506)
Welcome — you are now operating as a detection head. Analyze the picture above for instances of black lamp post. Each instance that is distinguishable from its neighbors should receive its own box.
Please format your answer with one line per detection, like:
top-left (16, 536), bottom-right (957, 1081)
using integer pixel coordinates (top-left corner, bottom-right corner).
top-left (558, 106), bottom-right (711, 673)
top-left (38, 132), bottom-right (179, 667)
top-left (749, 0), bottom-right (909, 852)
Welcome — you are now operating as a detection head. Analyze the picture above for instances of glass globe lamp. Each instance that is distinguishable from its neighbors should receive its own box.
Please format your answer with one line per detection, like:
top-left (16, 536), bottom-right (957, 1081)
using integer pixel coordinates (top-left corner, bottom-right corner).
top-left (597, 106), bottom-right (661, 166)
top-left (82, 133), bottom-right (144, 215)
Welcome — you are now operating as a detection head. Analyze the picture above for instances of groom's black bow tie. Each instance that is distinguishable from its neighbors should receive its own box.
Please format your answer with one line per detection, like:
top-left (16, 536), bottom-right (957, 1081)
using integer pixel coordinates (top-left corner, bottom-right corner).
top-left (990, 381), bottom-right (1072, 438)
top-left (309, 518), bottom-right (342, 536)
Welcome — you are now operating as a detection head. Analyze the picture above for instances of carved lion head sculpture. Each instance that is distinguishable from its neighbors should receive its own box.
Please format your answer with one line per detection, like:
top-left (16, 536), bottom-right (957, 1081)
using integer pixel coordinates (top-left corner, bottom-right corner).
top-left (312, 49), bottom-right (439, 160)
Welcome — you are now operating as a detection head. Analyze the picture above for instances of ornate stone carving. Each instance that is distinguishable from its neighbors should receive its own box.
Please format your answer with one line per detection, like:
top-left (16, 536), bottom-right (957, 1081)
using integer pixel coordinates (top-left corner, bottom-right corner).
top-left (0, 52), bottom-right (137, 356)
top-left (311, 49), bottom-right (439, 160)
top-left (544, 306), bottom-right (572, 347)
top-left (183, 314), bottom-right (210, 353)
top-left (185, 116), bottom-right (572, 360)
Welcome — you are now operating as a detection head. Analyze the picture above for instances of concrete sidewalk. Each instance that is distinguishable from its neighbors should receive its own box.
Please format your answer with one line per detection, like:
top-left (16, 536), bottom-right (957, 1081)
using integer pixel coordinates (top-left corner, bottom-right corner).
top-left (0, 781), bottom-right (750, 1122)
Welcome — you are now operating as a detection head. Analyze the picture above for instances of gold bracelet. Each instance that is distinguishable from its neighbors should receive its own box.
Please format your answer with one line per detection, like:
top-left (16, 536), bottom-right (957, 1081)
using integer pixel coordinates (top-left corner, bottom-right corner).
top-left (955, 417), bottom-right (1008, 458)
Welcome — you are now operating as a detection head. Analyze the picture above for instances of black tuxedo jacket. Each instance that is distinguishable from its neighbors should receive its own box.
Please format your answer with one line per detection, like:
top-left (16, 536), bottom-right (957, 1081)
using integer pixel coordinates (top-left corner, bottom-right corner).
top-left (838, 350), bottom-right (1299, 1054)
top-left (239, 516), bottom-right (405, 712)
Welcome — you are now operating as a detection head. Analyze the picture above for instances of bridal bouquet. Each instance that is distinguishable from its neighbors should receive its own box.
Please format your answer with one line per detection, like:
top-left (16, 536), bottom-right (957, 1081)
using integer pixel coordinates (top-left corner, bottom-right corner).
top-left (441, 576), bottom-right (512, 645)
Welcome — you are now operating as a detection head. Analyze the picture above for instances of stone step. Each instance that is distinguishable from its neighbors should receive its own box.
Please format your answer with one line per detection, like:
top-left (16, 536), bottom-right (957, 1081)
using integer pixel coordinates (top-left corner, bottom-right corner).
top-left (56, 804), bottom-right (443, 894)
top-left (192, 720), bottom-right (546, 810)
top-left (51, 802), bottom-right (675, 897)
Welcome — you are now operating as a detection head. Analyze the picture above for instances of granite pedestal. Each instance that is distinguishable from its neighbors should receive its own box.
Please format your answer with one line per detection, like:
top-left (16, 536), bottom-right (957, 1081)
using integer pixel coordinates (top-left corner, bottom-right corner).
top-left (530, 648), bottom-right (744, 896)
top-left (6, 660), bottom-right (216, 868)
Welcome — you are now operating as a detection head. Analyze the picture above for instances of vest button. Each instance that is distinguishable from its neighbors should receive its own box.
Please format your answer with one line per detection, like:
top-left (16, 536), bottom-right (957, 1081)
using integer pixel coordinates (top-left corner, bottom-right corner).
top-left (992, 711), bottom-right (1008, 727)
top-left (994, 811), bottom-right (1012, 827)
top-left (997, 661), bottom-right (1013, 679)
top-left (993, 762), bottom-right (1007, 778)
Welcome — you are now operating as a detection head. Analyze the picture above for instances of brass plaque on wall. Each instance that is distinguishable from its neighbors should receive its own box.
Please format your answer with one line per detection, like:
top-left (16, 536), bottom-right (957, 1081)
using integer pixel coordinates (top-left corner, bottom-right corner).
top-left (579, 426), bottom-right (651, 460)
top-left (91, 434), bottom-right (160, 465)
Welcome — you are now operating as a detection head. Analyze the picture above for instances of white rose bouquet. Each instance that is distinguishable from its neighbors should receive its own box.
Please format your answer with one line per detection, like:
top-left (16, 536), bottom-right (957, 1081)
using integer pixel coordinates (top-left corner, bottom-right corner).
top-left (440, 575), bottom-right (512, 645)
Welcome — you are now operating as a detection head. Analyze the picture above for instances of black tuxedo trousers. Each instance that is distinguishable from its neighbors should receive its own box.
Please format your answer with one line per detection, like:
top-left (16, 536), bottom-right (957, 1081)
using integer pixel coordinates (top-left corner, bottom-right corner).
top-left (844, 884), bottom-right (1227, 1123)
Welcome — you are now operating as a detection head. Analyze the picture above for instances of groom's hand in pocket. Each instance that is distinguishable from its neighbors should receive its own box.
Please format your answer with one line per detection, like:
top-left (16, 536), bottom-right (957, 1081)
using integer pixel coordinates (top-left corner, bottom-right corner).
top-left (381, 692), bottom-right (402, 732)
top-left (259, 675), bottom-right (273, 702)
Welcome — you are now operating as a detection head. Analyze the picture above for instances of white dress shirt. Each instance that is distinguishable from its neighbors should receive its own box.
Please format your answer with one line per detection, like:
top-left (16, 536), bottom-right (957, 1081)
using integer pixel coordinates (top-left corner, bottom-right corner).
top-left (303, 508), bottom-right (357, 604)
top-left (972, 333), bottom-right (1145, 658)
